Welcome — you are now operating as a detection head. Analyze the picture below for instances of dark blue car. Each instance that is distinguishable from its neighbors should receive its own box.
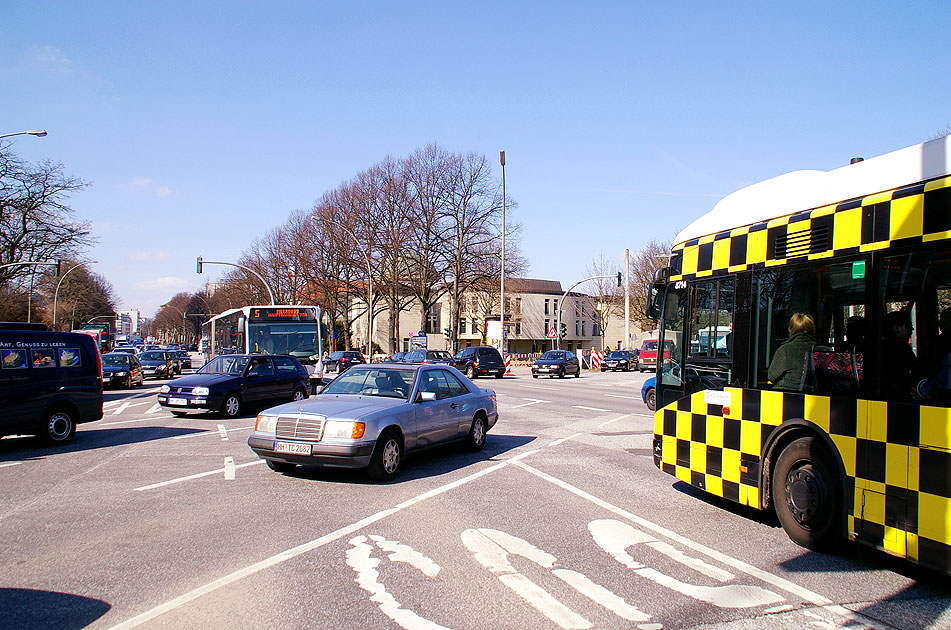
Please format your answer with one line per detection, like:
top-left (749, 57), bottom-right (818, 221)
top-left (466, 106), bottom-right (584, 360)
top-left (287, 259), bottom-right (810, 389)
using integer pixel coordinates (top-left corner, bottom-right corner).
top-left (157, 354), bottom-right (310, 418)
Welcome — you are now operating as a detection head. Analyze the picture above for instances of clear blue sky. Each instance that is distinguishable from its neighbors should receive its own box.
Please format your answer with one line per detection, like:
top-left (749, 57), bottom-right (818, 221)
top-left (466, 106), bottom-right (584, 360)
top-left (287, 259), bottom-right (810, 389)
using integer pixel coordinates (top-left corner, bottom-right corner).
top-left (3, 2), bottom-right (948, 316)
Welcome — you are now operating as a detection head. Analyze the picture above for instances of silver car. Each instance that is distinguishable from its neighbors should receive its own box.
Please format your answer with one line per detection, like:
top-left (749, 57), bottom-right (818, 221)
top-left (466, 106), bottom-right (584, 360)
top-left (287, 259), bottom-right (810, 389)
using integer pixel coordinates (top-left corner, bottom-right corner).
top-left (248, 364), bottom-right (498, 481)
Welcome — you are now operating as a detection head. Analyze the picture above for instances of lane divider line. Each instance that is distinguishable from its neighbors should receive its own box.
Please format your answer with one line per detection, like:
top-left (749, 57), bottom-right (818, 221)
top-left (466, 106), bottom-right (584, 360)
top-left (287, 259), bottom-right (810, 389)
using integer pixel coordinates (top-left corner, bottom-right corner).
top-left (572, 406), bottom-right (610, 412)
top-left (133, 460), bottom-right (264, 492)
top-left (223, 457), bottom-right (235, 480)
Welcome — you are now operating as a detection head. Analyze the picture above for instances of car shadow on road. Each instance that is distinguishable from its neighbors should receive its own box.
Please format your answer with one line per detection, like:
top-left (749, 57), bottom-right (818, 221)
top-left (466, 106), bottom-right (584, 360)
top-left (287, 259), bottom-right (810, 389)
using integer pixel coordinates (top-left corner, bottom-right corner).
top-left (278, 433), bottom-right (537, 485)
top-left (0, 426), bottom-right (205, 461)
top-left (0, 587), bottom-right (110, 629)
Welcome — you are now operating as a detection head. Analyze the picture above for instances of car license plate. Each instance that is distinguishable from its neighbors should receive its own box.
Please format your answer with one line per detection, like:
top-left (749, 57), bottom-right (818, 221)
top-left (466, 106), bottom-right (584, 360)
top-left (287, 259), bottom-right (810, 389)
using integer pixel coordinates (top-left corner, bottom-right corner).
top-left (168, 398), bottom-right (187, 406)
top-left (539, 367), bottom-right (549, 372)
top-left (275, 441), bottom-right (311, 455)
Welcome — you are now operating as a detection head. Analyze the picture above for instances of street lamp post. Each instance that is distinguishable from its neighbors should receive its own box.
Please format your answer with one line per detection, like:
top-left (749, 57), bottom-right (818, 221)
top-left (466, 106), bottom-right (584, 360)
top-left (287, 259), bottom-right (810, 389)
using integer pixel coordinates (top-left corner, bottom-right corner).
top-left (52, 261), bottom-right (97, 330)
top-left (195, 258), bottom-right (276, 305)
top-left (0, 129), bottom-right (47, 140)
top-left (499, 150), bottom-right (506, 355)
top-left (311, 215), bottom-right (373, 355)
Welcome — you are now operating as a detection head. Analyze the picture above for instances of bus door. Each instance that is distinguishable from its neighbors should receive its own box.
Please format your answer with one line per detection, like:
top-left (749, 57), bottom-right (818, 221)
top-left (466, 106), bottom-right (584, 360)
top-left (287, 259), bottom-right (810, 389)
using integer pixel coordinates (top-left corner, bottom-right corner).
top-left (683, 278), bottom-right (734, 393)
top-left (656, 282), bottom-right (686, 410)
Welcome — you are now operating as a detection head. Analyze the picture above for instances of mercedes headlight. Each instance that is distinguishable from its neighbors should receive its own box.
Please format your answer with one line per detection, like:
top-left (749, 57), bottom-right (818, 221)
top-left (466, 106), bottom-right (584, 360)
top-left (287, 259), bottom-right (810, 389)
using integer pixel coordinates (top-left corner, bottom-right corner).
top-left (255, 414), bottom-right (278, 433)
top-left (323, 420), bottom-right (366, 439)
top-left (192, 386), bottom-right (210, 396)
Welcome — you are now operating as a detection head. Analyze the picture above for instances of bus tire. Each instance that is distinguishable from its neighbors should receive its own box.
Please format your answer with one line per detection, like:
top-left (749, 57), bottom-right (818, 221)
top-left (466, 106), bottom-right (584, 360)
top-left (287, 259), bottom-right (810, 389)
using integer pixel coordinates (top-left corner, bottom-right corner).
top-left (771, 436), bottom-right (842, 551)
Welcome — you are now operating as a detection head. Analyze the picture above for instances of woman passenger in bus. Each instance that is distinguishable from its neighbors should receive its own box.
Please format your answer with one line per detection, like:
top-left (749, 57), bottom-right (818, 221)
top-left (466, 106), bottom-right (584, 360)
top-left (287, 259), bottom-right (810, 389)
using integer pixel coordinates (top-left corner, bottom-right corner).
top-left (768, 313), bottom-right (818, 390)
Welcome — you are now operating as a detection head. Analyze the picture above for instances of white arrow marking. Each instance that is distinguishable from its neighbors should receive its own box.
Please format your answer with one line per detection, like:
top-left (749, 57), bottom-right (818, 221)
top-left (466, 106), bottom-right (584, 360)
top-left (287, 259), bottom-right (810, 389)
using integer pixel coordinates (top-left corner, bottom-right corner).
top-left (145, 403), bottom-right (162, 414)
top-left (346, 535), bottom-right (448, 630)
top-left (112, 403), bottom-right (130, 415)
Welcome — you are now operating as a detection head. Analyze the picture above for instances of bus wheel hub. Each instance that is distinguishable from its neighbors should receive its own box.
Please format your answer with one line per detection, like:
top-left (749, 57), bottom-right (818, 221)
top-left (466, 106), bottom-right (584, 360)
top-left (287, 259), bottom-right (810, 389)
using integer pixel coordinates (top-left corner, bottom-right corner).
top-left (786, 465), bottom-right (823, 523)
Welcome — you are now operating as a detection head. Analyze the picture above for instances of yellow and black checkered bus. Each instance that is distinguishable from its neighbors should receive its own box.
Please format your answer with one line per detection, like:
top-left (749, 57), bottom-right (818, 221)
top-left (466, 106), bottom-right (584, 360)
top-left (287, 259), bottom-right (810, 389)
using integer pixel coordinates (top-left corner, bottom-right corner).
top-left (648, 137), bottom-right (951, 575)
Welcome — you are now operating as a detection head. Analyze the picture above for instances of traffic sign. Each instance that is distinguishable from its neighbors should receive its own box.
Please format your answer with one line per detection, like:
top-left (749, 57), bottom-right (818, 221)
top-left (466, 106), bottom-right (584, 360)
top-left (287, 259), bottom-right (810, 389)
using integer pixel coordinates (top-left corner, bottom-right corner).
top-left (546, 327), bottom-right (557, 339)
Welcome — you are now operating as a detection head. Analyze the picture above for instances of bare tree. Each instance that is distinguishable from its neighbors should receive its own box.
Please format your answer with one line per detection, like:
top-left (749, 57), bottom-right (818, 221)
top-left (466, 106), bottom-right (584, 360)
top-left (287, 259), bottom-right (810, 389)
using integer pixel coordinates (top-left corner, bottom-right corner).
top-left (0, 144), bottom-right (93, 286)
top-left (629, 238), bottom-right (673, 329)
top-left (583, 252), bottom-right (624, 349)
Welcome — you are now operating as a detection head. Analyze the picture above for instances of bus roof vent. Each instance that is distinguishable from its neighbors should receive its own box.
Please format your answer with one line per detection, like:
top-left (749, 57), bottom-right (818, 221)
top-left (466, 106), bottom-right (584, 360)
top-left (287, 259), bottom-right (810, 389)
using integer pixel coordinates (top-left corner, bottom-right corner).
top-left (773, 223), bottom-right (831, 259)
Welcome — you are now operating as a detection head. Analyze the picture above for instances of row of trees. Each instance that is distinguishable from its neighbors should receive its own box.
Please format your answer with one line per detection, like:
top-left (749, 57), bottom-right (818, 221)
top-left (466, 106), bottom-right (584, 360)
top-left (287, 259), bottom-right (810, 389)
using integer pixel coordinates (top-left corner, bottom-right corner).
top-left (181, 144), bottom-right (526, 353)
top-left (0, 142), bottom-right (117, 328)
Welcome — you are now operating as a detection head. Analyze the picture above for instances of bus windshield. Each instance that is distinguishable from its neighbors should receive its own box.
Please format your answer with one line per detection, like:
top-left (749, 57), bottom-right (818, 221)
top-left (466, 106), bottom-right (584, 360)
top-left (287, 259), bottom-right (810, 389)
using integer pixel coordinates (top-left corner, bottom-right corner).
top-left (247, 322), bottom-right (319, 361)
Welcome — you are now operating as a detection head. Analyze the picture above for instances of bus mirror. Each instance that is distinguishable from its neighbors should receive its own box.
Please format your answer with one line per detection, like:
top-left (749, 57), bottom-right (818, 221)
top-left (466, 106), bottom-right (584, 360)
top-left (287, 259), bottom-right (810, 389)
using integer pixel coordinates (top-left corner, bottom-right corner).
top-left (647, 283), bottom-right (664, 320)
top-left (653, 266), bottom-right (671, 283)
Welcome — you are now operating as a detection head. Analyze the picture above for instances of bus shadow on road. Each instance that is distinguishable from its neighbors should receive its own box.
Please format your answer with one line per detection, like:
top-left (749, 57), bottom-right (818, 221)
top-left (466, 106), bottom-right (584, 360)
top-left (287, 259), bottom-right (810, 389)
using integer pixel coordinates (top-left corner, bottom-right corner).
top-left (0, 426), bottom-right (205, 461)
top-left (280, 433), bottom-right (537, 485)
top-left (671, 480), bottom-right (780, 527)
top-left (0, 587), bottom-right (110, 629)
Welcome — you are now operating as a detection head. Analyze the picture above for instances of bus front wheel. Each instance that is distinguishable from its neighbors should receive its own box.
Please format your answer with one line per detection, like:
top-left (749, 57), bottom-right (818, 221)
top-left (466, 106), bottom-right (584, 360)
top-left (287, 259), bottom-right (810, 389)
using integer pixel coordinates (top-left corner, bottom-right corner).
top-left (771, 436), bottom-right (842, 551)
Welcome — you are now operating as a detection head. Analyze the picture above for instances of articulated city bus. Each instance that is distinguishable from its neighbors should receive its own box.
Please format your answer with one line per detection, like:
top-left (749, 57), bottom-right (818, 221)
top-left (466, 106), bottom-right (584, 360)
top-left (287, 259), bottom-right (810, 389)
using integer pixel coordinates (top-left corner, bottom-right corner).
top-left (648, 136), bottom-right (951, 575)
top-left (202, 305), bottom-right (324, 384)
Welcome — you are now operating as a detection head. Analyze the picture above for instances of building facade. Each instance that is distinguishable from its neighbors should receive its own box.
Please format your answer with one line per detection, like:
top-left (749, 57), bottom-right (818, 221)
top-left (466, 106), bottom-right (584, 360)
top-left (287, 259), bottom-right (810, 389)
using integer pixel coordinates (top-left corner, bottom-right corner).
top-left (348, 278), bottom-right (644, 356)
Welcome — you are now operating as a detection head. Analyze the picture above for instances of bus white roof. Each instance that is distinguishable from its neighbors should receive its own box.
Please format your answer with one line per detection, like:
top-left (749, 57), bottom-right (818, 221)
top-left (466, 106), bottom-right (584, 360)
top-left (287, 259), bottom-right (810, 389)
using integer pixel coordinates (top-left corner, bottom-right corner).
top-left (674, 136), bottom-right (951, 246)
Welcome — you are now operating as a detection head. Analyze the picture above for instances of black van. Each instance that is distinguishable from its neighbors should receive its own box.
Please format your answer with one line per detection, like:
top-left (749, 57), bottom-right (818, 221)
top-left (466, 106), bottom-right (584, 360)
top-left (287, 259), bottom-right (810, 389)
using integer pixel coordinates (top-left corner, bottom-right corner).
top-left (0, 323), bottom-right (103, 444)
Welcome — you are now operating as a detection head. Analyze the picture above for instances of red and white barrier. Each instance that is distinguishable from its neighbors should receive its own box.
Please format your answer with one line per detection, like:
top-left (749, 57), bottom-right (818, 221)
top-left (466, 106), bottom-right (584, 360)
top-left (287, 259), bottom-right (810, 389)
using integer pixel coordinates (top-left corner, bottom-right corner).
top-left (590, 351), bottom-right (604, 370)
top-left (504, 355), bottom-right (513, 376)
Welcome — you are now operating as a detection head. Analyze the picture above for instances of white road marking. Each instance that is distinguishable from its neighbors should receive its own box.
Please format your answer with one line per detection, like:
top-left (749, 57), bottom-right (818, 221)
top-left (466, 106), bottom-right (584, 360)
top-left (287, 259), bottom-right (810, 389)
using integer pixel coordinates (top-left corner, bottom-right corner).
top-left (145, 403), bottom-right (163, 414)
top-left (172, 426), bottom-right (254, 440)
top-left (223, 457), bottom-right (235, 480)
top-left (134, 460), bottom-right (263, 491)
top-left (101, 415), bottom-right (175, 426)
top-left (548, 433), bottom-right (583, 447)
top-left (521, 385), bottom-right (557, 391)
top-left (463, 527), bottom-right (650, 628)
top-left (512, 461), bottom-right (832, 606)
top-left (346, 536), bottom-right (448, 630)
top-left (510, 398), bottom-right (550, 409)
top-left (598, 415), bottom-right (629, 427)
top-left (0, 462), bottom-right (23, 468)
top-left (111, 400), bottom-right (154, 415)
top-left (572, 406), bottom-right (610, 412)
top-left (604, 393), bottom-right (639, 400)
top-left (369, 534), bottom-right (440, 577)
top-left (217, 424), bottom-right (229, 441)
top-left (111, 458), bottom-right (514, 629)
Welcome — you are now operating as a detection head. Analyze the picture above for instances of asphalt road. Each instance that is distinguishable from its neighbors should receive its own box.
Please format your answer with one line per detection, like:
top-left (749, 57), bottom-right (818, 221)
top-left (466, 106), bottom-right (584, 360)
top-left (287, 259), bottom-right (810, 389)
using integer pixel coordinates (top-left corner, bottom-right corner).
top-left (1, 361), bottom-right (949, 629)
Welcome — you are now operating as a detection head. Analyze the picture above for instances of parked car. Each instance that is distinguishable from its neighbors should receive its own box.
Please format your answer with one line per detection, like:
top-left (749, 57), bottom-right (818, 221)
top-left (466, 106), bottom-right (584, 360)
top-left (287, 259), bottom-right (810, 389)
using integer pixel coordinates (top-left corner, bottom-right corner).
top-left (531, 349), bottom-right (581, 378)
top-left (0, 323), bottom-right (103, 444)
top-left (403, 349), bottom-right (454, 365)
top-left (101, 352), bottom-right (145, 388)
top-left (248, 364), bottom-right (498, 480)
top-left (601, 350), bottom-right (635, 372)
top-left (139, 350), bottom-right (175, 379)
top-left (157, 354), bottom-right (310, 418)
top-left (325, 350), bottom-right (365, 374)
top-left (385, 352), bottom-right (406, 363)
top-left (453, 345), bottom-right (505, 379)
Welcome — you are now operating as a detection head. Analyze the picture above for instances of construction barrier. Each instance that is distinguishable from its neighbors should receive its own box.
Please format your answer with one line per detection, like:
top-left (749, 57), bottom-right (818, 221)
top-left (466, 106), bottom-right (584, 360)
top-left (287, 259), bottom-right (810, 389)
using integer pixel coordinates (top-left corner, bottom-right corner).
top-left (504, 355), bottom-right (513, 376)
top-left (590, 351), bottom-right (604, 370)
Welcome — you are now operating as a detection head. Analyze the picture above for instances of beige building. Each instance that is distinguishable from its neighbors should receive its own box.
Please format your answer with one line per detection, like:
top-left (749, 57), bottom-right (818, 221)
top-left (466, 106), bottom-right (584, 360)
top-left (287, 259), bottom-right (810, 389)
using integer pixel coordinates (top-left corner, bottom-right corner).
top-left (349, 278), bottom-right (644, 356)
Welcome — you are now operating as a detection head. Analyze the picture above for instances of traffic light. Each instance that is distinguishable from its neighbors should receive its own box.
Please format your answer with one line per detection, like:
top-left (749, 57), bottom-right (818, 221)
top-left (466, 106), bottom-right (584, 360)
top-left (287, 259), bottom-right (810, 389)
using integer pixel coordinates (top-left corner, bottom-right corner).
top-left (560, 323), bottom-right (567, 339)
top-left (617, 271), bottom-right (622, 287)
top-left (196, 256), bottom-right (203, 274)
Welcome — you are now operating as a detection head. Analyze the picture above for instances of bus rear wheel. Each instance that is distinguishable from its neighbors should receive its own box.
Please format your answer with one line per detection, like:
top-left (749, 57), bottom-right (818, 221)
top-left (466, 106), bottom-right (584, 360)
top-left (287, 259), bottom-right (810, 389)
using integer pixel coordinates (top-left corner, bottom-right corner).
top-left (771, 436), bottom-right (842, 551)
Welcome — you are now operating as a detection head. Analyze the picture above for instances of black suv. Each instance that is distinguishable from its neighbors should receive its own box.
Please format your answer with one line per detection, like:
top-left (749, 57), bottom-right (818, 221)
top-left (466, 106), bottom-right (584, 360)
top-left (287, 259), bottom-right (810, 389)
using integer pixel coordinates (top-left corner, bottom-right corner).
top-left (453, 346), bottom-right (505, 379)
top-left (325, 350), bottom-right (365, 374)
top-left (0, 323), bottom-right (103, 444)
